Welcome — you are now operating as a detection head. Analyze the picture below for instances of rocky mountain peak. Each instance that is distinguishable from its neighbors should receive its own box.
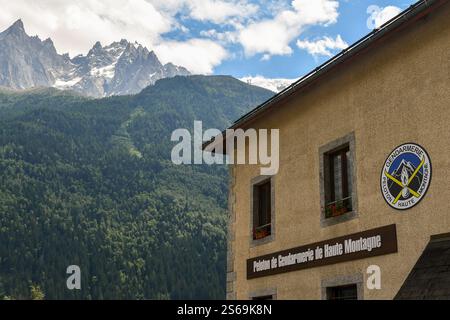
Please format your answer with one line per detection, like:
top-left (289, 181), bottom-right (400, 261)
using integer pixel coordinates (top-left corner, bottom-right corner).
top-left (7, 19), bottom-right (25, 34)
top-left (0, 20), bottom-right (191, 97)
top-left (93, 40), bottom-right (102, 49)
top-left (88, 41), bottom-right (104, 56)
top-left (42, 38), bottom-right (57, 52)
top-left (0, 19), bottom-right (26, 41)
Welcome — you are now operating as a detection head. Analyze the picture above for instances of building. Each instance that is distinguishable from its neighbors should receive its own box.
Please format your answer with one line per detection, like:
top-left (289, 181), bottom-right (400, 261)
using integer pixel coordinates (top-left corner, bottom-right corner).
top-left (204, 0), bottom-right (450, 300)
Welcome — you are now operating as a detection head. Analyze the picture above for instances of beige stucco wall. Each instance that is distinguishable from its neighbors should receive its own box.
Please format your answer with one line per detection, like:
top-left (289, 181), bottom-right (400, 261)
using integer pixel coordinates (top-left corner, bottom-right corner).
top-left (228, 4), bottom-right (450, 300)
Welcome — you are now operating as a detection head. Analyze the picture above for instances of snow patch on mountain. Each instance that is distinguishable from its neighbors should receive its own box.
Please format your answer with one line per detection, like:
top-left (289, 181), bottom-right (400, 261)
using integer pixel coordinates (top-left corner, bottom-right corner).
top-left (54, 77), bottom-right (82, 89)
top-left (0, 20), bottom-right (190, 97)
top-left (240, 76), bottom-right (298, 93)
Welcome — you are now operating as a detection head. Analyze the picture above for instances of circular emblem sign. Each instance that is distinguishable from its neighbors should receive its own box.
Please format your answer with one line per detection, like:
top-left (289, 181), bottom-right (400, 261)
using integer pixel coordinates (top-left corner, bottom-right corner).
top-left (381, 143), bottom-right (431, 210)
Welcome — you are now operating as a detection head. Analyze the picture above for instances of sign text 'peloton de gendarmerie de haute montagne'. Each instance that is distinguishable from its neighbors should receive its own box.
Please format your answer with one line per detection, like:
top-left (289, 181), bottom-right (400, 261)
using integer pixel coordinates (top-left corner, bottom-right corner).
top-left (247, 224), bottom-right (398, 279)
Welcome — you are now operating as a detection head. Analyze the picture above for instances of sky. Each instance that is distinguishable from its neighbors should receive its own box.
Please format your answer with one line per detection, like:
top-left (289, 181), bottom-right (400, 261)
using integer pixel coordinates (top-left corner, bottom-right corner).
top-left (0, 0), bottom-right (417, 80)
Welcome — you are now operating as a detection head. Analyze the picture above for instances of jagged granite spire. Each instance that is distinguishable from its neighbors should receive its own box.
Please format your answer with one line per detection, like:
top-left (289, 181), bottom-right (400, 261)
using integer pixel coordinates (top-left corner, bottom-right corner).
top-left (0, 19), bottom-right (26, 41)
top-left (0, 20), bottom-right (191, 96)
top-left (6, 19), bottom-right (25, 33)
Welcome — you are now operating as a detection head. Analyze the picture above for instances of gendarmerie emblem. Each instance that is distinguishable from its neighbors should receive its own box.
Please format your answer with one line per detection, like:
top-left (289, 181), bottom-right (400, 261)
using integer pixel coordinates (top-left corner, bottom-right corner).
top-left (381, 143), bottom-right (431, 210)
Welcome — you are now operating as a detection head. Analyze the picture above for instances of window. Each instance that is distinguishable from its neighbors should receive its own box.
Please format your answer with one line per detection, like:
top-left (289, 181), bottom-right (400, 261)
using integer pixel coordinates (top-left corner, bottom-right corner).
top-left (250, 175), bottom-right (275, 245)
top-left (324, 145), bottom-right (353, 219)
top-left (321, 274), bottom-right (362, 300)
top-left (252, 295), bottom-right (273, 300)
top-left (250, 288), bottom-right (277, 300)
top-left (326, 284), bottom-right (358, 300)
top-left (319, 133), bottom-right (357, 227)
top-left (252, 179), bottom-right (272, 240)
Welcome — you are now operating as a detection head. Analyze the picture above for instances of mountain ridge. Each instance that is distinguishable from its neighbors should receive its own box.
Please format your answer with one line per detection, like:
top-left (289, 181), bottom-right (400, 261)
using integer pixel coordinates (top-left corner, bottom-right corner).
top-left (0, 19), bottom-right (190, 97)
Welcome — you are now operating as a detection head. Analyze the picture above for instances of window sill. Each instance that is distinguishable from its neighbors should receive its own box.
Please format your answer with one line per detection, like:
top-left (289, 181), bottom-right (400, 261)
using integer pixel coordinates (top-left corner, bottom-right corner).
top-left (320, 210), bottom-right (358, 228)
top-left (250, 233), bottom-right (275, 247)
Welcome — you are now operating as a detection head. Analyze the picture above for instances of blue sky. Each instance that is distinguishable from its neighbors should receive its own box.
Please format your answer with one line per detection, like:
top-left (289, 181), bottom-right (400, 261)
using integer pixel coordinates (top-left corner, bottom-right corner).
top-left (215, 0), bottom-right (416, 79)
top-left (0, 0), bottom-right (418, 80)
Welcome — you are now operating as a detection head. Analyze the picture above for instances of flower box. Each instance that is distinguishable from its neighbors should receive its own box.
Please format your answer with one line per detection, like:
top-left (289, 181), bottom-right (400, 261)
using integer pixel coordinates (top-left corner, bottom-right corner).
top-left (253, 224), bottom-right (271, 240)
top-left (324, 197), bottom-right (352, 219)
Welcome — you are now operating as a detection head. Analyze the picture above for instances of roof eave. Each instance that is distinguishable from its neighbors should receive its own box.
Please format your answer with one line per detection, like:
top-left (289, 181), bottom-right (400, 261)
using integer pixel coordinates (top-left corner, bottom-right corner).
top-left (203, 0), bottom-right (447, 153)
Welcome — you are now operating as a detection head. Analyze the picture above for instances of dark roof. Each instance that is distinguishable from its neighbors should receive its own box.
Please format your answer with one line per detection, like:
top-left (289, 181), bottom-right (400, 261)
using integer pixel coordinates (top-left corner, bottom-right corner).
top-left (395, 234), bottom-right (450, 300)
top-left (203, 0), bottom-right (449, 152)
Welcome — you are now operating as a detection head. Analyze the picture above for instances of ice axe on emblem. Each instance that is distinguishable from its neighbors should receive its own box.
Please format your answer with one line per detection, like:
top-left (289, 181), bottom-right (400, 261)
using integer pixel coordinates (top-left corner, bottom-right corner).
top-left (384, 156), bottom-right (425, 204)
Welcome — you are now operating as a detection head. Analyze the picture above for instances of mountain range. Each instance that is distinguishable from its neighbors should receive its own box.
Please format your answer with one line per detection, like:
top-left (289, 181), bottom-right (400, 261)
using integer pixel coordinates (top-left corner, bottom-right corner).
top-left (0, 20), bottom-right (190, 97)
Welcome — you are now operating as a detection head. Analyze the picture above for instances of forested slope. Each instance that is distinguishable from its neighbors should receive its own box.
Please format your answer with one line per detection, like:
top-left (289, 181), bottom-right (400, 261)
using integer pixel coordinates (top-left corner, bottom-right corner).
top-left (0, 76), bottom-right (273, 299)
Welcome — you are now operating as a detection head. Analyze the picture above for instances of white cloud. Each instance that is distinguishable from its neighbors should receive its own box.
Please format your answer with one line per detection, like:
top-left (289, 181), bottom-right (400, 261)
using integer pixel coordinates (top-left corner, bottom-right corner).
top-left (155, 39), bottom-right (228, 74)
top-left (187, 0), bottom-right (258, 24)
top-left (149, 0), bottom-right (258, 24)
top-left (199, 29), bottom-right (238, 43)
top-left (296, 34), bottom-right (348, 57)
top-left (0, 0), bottom-right (345, 72)
top-left (367, 5), bottom-right (402, 29)
top-left (0, 0), bottom-right (234, 74)
top-left (238, 0), bottom-right (339, 57)
top-left (0, 0), bottom-right (172, 56)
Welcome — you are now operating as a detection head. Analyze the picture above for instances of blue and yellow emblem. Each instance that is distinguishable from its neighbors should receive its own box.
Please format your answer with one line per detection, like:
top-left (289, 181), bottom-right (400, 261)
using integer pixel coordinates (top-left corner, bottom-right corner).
top-left (381, 143), bottom-right (431, 210)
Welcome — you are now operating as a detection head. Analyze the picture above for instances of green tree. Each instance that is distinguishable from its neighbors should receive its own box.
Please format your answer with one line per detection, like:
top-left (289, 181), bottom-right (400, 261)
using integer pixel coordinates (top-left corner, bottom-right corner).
top-left (30, 284), bottom-right (45, 300)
